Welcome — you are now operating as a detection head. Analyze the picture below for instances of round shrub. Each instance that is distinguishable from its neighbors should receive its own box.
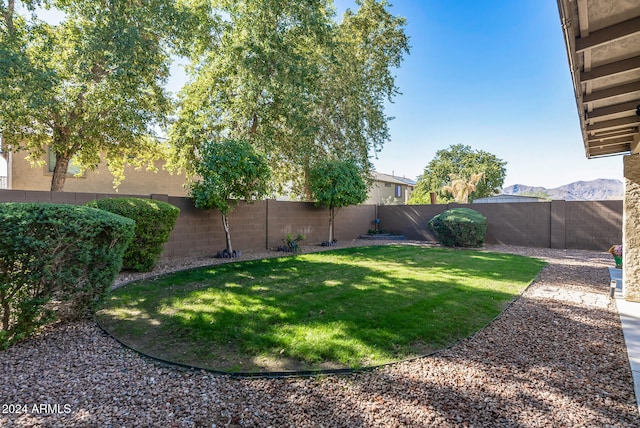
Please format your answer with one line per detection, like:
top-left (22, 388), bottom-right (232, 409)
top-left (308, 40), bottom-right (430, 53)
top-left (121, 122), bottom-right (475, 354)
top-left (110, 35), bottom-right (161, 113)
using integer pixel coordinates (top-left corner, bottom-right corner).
top-left (428, 208), bottom-right (487, 247)
top-left (0, 203), bottom-right (135, 348)
top-left (86, 197), bottom-right (180, 272)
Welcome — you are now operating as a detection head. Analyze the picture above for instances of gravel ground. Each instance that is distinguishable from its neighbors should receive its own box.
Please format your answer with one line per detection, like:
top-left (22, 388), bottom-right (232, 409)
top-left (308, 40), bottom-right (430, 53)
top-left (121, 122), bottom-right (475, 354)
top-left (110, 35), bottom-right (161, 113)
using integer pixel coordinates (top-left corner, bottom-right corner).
top-left (2, 242), bottom-right (639, 427)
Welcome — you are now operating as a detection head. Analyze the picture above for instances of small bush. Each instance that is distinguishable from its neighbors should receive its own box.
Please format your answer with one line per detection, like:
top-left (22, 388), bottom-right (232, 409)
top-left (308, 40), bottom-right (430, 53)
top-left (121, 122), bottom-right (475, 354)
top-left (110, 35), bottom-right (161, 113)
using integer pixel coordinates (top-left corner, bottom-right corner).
top-left (428, 208), bottom-right (487, 247)
top-left (87, 198), bottom-right (180, 272)
top-left (0, 203), bottom-right (134, 348)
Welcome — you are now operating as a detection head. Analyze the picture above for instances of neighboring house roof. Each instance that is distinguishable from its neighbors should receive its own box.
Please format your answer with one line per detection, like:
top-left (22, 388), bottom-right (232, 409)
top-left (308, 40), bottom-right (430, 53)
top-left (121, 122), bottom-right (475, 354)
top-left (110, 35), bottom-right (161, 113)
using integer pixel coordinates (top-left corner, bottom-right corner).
top-left (557, 0), bottom-right (640, 158)
top-left (473, 194), bottom-right (547, 204)
top-left (371, 171), bottom-right (416, 187)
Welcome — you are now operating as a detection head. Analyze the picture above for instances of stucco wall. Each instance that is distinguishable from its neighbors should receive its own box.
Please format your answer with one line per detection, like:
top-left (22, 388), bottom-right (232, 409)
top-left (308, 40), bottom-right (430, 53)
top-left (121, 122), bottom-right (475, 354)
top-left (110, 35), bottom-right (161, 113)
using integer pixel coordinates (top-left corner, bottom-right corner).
top-left (9, 151), bottom-right (188, 196)
top-left (623, 154), bottom-right (640, 302)
top-left (364, 182), bottom-right (411, 205)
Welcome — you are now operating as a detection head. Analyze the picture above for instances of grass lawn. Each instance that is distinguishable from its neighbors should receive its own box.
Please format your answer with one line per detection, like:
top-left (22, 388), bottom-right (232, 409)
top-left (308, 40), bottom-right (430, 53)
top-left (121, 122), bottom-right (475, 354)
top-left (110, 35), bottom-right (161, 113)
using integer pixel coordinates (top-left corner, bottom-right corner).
top-left (96, 245), bottom-right (546, 373)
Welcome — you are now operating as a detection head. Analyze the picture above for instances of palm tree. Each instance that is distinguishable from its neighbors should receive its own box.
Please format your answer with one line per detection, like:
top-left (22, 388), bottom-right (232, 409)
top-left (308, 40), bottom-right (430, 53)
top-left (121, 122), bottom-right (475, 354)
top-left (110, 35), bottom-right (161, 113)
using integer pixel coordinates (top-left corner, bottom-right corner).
top-left (442, 172), bottom-right (484, 203)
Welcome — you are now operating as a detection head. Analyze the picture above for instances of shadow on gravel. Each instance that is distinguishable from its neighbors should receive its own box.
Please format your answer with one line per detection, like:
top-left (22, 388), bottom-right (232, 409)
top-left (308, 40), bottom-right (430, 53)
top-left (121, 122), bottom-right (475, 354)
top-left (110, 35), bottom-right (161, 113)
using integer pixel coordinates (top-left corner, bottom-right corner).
top-left (242, 265), bottom-right (639, 427)
top-left (3, 249), bottom-right (637, 427)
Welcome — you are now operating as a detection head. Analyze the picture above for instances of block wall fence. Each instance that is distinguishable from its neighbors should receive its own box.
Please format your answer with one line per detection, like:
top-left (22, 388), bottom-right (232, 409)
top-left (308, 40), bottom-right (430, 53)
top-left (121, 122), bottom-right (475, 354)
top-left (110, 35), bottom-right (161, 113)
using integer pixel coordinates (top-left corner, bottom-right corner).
top-left (0, 190), bottom-right (622, 258)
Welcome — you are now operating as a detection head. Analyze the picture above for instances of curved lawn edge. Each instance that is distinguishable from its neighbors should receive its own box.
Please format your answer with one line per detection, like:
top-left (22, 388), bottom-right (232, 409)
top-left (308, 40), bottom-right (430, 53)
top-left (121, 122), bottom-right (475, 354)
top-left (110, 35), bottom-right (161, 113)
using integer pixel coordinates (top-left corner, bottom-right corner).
top-left (95, 270), bottom-right (541, 378)
top-left (95, 249), bottom-right (547, 378)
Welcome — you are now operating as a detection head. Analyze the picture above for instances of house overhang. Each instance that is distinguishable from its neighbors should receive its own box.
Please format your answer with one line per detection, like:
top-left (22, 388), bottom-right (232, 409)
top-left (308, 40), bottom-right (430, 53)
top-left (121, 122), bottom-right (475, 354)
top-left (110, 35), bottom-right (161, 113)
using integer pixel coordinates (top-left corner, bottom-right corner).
top-left (557, 0), bottom-right (640, 158)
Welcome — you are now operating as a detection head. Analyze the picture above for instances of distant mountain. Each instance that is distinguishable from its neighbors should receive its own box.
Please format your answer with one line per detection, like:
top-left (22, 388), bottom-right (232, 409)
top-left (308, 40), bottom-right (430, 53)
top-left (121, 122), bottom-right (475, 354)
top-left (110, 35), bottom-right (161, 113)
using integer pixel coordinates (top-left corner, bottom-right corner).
top-left (503, 179), bottom-right (623, 201)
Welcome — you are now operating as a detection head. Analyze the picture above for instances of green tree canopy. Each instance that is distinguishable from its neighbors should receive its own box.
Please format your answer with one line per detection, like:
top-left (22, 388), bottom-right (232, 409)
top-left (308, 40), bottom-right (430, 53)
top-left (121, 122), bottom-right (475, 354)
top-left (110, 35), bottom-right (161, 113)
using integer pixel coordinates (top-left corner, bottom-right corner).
top-left (0, 0), bottom-right (199, 191)
top-left (190, 139), bottom-right (271, 254)
top-left (409, 144), bottom-right (507, 204)
top-left (308, 158), bottom-right (368, 242)
top-left (168, 0), bottom-right (409, 198)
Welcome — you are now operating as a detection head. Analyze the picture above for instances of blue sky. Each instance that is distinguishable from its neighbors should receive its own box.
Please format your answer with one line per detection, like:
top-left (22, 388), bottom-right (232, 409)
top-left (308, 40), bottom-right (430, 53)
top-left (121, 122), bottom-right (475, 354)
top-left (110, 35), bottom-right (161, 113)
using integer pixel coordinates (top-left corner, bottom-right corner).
top-left (327, 0), bottom-right (625, 187)
top-left (3, 1), bottom-right (625, 188)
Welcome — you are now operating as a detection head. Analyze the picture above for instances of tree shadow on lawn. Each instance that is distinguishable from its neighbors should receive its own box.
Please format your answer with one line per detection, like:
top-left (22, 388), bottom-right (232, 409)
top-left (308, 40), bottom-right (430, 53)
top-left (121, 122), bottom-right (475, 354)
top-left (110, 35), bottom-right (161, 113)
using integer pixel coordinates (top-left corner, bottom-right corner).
top-left (96, 247), bottom-right (545, 374)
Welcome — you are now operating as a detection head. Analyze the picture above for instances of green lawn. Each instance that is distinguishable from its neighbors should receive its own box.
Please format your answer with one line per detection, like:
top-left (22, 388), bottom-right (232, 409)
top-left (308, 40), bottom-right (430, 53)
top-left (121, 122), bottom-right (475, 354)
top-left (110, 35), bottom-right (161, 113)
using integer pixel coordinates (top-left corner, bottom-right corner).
top-left (96, 245), bottom-right (545, 373)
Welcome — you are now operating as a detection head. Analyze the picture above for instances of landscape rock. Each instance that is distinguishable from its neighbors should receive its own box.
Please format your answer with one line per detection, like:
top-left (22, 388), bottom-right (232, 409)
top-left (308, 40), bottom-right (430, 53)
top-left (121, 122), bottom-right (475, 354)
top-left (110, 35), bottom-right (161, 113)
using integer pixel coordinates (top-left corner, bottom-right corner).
top-left (2, 242), bottom-right (638, 427)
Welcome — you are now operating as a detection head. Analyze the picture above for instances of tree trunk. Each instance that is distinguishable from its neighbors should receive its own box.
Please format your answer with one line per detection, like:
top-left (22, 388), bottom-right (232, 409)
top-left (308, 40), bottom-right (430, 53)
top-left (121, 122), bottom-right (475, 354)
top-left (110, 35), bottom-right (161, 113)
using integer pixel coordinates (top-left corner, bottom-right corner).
top-left (303, 158), bottom-right (312, 201)
top-left (1, 289), bottom-right (10, 331)
top-left (221, 213), bottom-right (233, 254)
top-left (328, 207), bottom-right (334, 242)
top-left (50, 153), bottom-right (71, 191)
top-left (250, 112), bottom-right (259, 137)
top-left (4, 0), bottom-right (15, 34)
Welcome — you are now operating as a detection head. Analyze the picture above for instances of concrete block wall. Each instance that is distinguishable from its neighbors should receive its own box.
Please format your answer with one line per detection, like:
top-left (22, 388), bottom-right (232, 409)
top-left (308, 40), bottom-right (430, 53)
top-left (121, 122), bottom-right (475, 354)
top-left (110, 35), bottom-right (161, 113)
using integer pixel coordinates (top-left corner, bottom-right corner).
top-left (376, 205), bottom-right (442, 241)
top-left (265, 201), bottom-right (327, 249)
top-left (0, 190), bottom-right (623, 258)
top-left (471, 202), bottom-right (552, 247)
top-left (565, 200), bottom-right (622, 251)
top-left (378, 200), bottom-right (622, 251)
top-left (333, 204), bottom-right (377, 242)
top-left (0, 190), bottom-right (377, 259)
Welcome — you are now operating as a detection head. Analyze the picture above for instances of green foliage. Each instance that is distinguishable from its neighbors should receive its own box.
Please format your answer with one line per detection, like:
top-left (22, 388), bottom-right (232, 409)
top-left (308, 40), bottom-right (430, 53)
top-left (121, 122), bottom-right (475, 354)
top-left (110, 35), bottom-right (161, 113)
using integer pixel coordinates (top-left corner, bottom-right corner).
top-left (428, 208), bottom-right (487, 247)
top-left (0, 1), bottom-right (202, 190)
top-left (190, 139), bottom-right (271, 253)
top-left (308, 159), bottom-right (368, 242)
top-left (287, 233), bottom-right (305, 249)
top-left (278, 233), bottom-right (305, 253)
top-left (190, 140), bottom-right (271, 214)
top-left (308, 159), bottom-right (368, 210)
top-left (168, 0), bottom-right (409, 198)
top-left (410, 144), bottom-right (507, 204)
top-left (0, 203), bottom-right (134, 348)
top-left (86, 198), bottom-right (180, 272)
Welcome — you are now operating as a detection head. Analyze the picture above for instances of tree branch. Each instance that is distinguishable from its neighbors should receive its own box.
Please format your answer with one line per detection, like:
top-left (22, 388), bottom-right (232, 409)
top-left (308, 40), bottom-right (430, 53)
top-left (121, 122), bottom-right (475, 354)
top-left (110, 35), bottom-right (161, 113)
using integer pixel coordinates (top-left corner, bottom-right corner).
top-left (4, 0), bottom-right (15, 35)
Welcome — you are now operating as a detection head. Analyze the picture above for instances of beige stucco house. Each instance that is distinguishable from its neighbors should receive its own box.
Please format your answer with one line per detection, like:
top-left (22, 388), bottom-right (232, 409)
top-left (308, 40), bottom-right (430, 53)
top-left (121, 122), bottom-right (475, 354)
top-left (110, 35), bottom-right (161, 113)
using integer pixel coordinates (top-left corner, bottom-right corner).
top-left (365, 171), bottom-right (416, 205)
top-left (1, 147), bottom-right (188, 196)
top-left (1, 139), bottom-right (417, 205)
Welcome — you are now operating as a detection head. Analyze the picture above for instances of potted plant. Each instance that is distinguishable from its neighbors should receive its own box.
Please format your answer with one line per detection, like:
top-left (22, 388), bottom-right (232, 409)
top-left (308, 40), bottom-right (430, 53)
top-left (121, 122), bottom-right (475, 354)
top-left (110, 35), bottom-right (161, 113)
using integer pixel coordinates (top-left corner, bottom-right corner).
top-left (608, 245), bottom-right (623, 268)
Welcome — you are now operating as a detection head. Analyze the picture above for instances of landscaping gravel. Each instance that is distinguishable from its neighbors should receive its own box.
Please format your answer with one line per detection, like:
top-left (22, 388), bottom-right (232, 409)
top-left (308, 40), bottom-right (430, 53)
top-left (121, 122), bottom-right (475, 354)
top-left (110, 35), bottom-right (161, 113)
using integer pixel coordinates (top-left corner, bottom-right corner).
top-left (2, 242), bottom-right (639, 427)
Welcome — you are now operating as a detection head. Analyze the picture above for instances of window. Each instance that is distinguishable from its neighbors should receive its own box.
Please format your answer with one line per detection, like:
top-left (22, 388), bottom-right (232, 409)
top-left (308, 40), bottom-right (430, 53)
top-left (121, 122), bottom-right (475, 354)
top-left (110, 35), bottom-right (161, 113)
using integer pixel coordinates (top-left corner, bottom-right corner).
top-left (395, 185), bottom-right (402, 198)
top-left (48, 148), bottom-right (82, 175)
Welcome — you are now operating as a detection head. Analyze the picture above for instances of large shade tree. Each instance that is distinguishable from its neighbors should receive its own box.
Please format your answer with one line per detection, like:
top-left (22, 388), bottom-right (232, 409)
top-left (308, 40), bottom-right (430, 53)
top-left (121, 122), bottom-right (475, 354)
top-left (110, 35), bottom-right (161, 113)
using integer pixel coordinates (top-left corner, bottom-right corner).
top-left (409, 144), bottom-right (507, 204)
top-left (169, 0), bottom-right (409, 198)
top-left (0, 0), bottom-right (200, 191)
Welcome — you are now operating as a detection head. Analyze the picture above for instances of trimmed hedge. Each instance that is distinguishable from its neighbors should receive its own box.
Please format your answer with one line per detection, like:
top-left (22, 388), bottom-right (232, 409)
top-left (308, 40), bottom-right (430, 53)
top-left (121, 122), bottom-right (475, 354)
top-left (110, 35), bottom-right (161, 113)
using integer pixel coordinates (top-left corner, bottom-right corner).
top-left (428, 208), bottom-right (487, 247)
top-left (0, 203), bottom-right (135, 348)
top-left (86, 197), bottom-right (180, 272)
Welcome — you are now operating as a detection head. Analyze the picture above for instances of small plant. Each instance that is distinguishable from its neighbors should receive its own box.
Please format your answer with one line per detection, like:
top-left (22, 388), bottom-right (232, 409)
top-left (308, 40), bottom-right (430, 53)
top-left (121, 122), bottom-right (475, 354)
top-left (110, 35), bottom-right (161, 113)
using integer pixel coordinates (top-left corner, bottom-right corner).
top-left (287, 233), bottom-right (305, 249)
top-left (278, 234), bottom-right (305, 253)
top-left (428, 208), bottom-right (487, 247)
top-left (368, 219), bottom-right (385, 235)
top-left (367, 229), bottom-right (386, 235)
